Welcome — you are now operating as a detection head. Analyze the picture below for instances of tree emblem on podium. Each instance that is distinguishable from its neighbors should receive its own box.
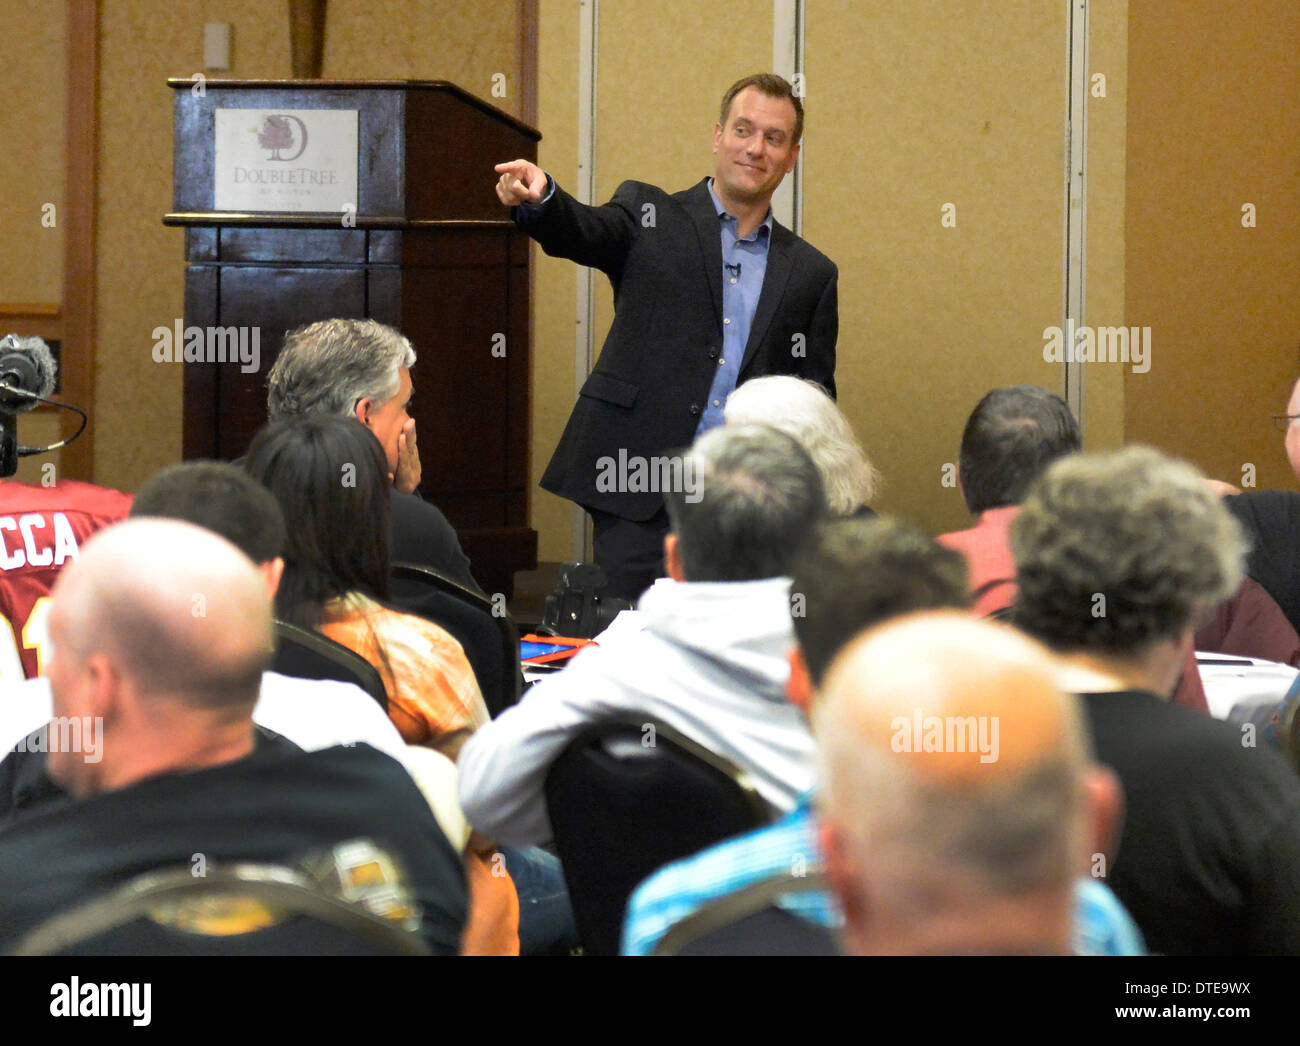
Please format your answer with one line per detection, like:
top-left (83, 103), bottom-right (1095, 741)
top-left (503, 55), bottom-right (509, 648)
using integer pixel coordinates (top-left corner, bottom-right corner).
top-left (256, 114), bottom-right (308, 162)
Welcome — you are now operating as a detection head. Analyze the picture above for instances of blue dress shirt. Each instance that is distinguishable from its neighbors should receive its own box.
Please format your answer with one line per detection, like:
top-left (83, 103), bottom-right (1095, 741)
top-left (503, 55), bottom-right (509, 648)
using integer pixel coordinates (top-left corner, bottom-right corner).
top-left (695, 180), bottom-right (772, 436)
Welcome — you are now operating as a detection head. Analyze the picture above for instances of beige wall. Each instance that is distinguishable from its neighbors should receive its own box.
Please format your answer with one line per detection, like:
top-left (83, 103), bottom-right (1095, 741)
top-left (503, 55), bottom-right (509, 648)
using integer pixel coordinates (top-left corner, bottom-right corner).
top-left (323, 0), bottom-right (521, 106)
top-left (806, 1), bottom-right (1069, 535)
top-left (1082, 0), bottom-right (1129, 454)
top-left (1125, 0), bottom-right (1300, 492)
top-left (91, 0), bottom-right (523, 493)
top-left (94, 1), bottom-right (285, 492)
top-left (2, 0), bottom-right (68, 485)
top-left (0, 2), bottom-right (65, 305)
top-left (531, 0), bottom-right (582, 561)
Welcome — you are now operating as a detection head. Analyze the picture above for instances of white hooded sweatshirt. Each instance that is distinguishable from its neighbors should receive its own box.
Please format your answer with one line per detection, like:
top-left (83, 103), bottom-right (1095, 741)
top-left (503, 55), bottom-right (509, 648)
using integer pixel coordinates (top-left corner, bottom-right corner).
top-left (457, 576), bottom-right (816, 848)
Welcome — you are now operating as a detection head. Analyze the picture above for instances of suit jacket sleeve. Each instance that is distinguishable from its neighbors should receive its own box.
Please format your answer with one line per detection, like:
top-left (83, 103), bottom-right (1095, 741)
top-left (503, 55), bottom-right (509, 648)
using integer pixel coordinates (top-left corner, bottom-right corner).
top-left (514, 178), bottom-right (640, 277)
top-left (807, 268), bottom-right (838, 398)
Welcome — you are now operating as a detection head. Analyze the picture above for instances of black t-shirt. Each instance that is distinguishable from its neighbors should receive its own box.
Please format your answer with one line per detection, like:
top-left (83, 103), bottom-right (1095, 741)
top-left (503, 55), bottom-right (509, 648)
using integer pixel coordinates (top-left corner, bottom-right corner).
top-left (1081, 688), bottom-right (1300, 955)
top-left (0, 729), bottom-right (66, 829)
top-left (1224, 490), bottom-right (1300, 636)
top-left (0, 736), bottom-right (467, 954)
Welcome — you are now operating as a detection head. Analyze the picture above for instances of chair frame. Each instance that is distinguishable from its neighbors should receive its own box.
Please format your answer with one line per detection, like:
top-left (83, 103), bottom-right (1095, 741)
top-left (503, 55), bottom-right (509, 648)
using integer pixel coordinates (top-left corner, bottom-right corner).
top-left (272, 619), bottom-right (389, 711)
top-left (389, 561), bottom-right (523, 716)
top-left (545, 718), bottom-right (774, 954)
top-left (12, 862), bottom-right (429, 956)
top-left (653, 871), bottom-right (829, 956)
top-left (550, 719), bottom-right (774, 825)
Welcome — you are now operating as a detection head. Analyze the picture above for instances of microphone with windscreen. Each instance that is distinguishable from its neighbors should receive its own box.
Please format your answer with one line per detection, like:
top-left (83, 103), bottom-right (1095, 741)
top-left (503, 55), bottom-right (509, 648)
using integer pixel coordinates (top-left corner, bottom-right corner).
top-left (0, 334), bottom-right (85, 480)
top-left (0, 334), bottom-right (57, 412)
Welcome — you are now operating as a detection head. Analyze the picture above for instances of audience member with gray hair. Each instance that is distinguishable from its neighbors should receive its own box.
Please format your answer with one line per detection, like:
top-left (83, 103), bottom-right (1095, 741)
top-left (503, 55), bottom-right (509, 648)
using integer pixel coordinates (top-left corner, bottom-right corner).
top-left (1013, 446), bottom-right (1244, 659)
top-left (265, 318), bottom-right (480, 593)
top-left (816, 611), bottom-right (1119, 955)
top-left (1011, 445), bottom-right (1300, 954)
top-left (269, 319), bottom-right (418, 487)
top-left (458, 423), bottom-right (827, 847)
top-left (660, 422), bottom-right (826, 581)
top-left (723, 375), bottom-right (880, 515)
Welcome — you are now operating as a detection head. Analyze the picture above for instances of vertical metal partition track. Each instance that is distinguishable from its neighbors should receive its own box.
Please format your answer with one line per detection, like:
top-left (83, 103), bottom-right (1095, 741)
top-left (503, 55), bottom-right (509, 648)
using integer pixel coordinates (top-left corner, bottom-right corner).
top-left (771, 0), bottom-right (803, 234)
top-left (1063, 0), bottom-right (1090, 430)
top-left (572, 0), bottom-right (599, 559)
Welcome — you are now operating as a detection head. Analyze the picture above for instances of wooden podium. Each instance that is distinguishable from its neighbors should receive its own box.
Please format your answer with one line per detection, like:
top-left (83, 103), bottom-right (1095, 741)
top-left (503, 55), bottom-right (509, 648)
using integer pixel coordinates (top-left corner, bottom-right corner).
top-left (164, 79), bottom-right (540, 597)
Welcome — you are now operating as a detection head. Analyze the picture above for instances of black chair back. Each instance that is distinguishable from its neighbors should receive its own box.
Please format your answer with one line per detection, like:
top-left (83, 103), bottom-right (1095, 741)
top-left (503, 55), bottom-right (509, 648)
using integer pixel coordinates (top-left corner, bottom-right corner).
top-left (544, 720), bottom-right (772, 955)
top-left (388, 562), bottom-right (523, 719)
top-left (271, 620), bottom-right (388, 712)
top-left (655, 872), bottom-right (838, 956)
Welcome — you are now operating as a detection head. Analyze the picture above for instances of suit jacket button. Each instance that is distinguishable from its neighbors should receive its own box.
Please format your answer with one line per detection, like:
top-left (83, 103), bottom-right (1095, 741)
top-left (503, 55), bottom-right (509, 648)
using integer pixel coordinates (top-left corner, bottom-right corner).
top-left (708, 348), bottom-right (720, 360)
top-left (689, 403), bottom-right (701, 416)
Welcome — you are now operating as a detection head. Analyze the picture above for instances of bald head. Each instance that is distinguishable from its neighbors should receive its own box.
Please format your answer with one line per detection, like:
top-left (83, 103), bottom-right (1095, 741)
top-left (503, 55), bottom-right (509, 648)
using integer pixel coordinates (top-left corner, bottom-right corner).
top-left (49, 518), bottom-right (272, 710)
top-left (815, 611), bottom-right (1094, 954)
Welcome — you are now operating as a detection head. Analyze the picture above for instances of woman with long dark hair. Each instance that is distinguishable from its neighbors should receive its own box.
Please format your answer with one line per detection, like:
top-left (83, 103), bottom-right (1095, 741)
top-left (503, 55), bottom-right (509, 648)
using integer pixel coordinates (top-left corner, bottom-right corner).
top-left (245, 415), bottom-right (488, 758)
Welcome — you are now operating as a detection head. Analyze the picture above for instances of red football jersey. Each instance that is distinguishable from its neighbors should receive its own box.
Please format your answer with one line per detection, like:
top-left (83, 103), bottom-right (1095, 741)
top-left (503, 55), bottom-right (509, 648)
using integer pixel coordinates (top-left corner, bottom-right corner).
top-left (0, 479), bottom-right (132, 679)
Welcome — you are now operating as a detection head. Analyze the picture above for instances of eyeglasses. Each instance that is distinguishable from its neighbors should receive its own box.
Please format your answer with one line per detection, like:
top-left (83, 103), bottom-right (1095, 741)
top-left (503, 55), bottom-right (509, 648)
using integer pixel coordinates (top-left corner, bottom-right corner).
top-left (1272, 414), bottom-right (1300, 432)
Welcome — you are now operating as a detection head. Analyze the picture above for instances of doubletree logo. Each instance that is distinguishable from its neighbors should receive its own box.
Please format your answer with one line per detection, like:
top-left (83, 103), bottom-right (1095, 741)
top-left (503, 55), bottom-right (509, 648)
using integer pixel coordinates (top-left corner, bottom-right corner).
top-left (256, 114), bottom-right (308, 161)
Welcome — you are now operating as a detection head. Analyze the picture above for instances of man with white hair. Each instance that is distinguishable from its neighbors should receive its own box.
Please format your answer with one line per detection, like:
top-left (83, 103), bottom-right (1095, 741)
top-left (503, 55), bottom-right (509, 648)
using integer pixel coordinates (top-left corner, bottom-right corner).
top-left (0, 519), bottom-right (469, 954)
top-left (724, 375), bottom-right (879, 516)
top-left (817, 611), bottom-right (1121, 955)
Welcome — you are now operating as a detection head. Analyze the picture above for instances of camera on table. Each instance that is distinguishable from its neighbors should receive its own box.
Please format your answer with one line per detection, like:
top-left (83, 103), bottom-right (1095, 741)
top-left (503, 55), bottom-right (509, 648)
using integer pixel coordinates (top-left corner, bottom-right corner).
top-left (540, 562), bottom-right (632, 639)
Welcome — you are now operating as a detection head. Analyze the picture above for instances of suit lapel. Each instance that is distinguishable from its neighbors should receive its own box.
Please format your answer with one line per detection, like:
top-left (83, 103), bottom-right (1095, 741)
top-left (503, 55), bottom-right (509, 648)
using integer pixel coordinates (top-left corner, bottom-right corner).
top-left (740, 221), bottom-right (793, 374)
top-left (682, 179), bottom-right (724, 330)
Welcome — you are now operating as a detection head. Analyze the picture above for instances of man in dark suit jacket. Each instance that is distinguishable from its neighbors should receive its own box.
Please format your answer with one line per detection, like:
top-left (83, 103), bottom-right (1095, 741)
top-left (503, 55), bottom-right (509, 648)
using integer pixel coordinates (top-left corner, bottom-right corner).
top-left (496, 73), bottom-right (838, 599)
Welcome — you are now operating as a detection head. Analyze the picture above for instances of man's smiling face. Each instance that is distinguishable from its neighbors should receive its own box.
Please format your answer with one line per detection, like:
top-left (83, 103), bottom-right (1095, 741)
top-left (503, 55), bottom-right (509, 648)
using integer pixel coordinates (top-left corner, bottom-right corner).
top-left (711, 86), bottom-right (801, 208)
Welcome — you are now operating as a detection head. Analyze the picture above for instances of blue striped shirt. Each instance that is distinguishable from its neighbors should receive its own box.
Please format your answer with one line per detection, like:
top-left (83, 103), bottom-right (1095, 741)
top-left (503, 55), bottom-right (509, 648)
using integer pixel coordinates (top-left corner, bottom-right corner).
top-left (621, 792), bottom-right (1146, 956)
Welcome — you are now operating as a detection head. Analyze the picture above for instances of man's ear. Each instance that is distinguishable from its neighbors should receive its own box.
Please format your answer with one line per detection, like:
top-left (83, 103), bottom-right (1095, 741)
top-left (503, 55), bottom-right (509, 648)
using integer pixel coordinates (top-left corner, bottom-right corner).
top-left (664, 533), bottom-right (686, 582)
top-left (819, 817), bottom-right (866, 953)
top-left (787, 647), bottom-right (814, 713)
top-left (353, 396), bottom-right (372, 428)
top-left (260, 557), bottom-right (285, 602)
top-left (82, 652), bottom-right (123, 726)
top-left (1085, 764), bottom-right (1125, 873)
top-left (785, 141), bottom-right (801, 172)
